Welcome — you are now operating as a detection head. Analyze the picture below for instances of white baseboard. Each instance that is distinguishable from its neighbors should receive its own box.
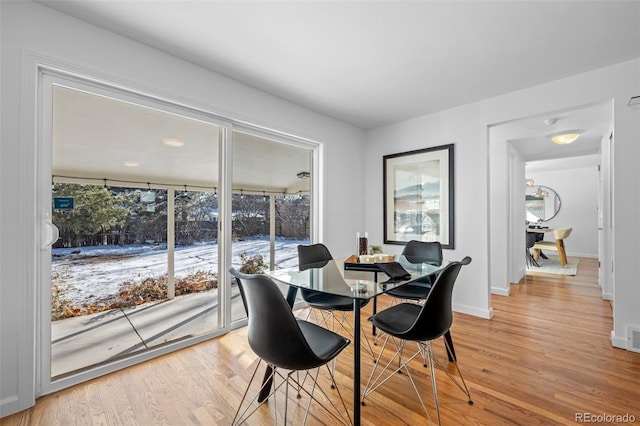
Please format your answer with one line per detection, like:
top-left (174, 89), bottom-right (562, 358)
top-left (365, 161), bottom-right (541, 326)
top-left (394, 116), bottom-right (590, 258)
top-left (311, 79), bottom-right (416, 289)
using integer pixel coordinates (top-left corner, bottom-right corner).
top-left (0, 395), bottom-right (21, 419)
top-left (453, 303), bottom-right (494, 319)
top-left (611, 330), bottom-right (627, 349)
top-left (491, 286), bottom-right (510, 296)
top-left (566, 252), bottom-right (598, 258)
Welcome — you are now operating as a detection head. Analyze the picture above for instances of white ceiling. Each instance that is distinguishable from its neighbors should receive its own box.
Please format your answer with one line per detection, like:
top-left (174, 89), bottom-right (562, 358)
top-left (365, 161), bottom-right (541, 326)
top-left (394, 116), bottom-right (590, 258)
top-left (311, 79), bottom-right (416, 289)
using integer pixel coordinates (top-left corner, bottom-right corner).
top-left (39, 1), bottom-right (639, 175)
top-left (501, 101), bottom-right (613, 164)
top-left (39, 1), bottom-right (640, 128)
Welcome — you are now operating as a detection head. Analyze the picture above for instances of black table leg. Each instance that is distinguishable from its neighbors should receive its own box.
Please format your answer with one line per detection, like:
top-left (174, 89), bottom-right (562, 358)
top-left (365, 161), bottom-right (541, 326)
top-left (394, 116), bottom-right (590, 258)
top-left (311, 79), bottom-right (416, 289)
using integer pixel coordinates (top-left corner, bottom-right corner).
top-left (285, 286), bottom-right (298, 309)
top-left (372, 298), bottom-right (377, 337)
top-left (371, 271), bottom-right (377, 336)
top-left (257, 367), bottom-right (274, 402)
top-left (444, 330), bottom-right (456, 362)
top-left (354, 298), bottom-right (361, 426)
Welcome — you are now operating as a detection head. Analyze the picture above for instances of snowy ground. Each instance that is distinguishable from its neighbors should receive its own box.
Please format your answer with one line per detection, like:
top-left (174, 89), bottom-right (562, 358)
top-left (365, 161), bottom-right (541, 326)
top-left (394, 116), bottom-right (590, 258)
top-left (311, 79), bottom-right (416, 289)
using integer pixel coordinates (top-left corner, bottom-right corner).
top-left (52, 237), bottom-right (305, 304)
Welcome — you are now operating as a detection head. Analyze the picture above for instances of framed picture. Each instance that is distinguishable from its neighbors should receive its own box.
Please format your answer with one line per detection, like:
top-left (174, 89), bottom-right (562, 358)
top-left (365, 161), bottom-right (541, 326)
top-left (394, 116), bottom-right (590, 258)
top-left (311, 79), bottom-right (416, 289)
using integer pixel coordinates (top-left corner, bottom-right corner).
top-left (383, 144), bottom-right (454, 248)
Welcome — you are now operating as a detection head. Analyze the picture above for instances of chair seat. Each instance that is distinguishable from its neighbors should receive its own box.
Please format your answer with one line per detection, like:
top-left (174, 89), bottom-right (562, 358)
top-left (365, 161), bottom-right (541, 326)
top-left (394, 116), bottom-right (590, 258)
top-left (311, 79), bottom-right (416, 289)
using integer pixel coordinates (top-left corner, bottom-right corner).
top-left (531, 227), bottom-right (571, 267)
top-left (532, 241), bottom-right (558, 250)
top-left (297, 319), bottom-right (350, 361)
top-left (302, 289), bottom-right (369, 311)
top-left (368, 302), bottom-right (422, 337)
top-left (386, 281), bottom-right (432, 300)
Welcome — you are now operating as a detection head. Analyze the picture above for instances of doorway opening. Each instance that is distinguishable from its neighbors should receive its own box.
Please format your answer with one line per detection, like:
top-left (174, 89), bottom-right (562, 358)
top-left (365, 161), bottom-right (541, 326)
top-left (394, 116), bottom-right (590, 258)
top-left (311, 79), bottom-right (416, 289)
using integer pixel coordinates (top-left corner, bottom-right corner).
top-left (488, 101), bottom-right (613, 298)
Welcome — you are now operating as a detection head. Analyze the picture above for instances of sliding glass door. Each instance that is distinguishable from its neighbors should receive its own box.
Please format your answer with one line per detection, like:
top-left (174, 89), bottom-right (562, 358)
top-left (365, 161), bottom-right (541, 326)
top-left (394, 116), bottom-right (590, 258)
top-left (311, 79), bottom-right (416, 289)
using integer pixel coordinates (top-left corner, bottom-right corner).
top-left (41, 76), bottom-right (226, 389)
top-left (38, 70), bottom-right (318, 395)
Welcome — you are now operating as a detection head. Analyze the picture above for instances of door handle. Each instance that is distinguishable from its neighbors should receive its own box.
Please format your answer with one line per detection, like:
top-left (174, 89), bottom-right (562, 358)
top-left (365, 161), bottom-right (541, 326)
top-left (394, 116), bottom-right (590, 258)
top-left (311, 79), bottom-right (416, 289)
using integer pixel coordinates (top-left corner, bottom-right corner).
top-left (41, 212), bottom-right (60, 250)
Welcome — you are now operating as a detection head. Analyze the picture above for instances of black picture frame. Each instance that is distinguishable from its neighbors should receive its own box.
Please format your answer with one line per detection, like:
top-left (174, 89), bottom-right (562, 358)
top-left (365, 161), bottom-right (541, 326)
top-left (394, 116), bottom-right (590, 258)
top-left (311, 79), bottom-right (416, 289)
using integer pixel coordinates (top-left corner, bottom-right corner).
top-left (383, 144), bottom-right (454, 249)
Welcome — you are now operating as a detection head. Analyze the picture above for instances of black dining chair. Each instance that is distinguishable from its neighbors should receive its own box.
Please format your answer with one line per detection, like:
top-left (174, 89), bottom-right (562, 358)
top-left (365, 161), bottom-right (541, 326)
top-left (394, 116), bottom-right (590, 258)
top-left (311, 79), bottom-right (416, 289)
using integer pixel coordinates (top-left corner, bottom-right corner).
top-left (378, 240), bottom-right (457, 363)
top-left (361, 257), bottom-right (473, 425)
top-left (298, 244), bottom-right (374, 327)
top-left (385, 240), bottom-right (442, 302)
top-left (526, 231), bottom-right (539, 267)
top-left (229, 267), bottom-right (351, 425)
top-left (298, 243), bottom-right (371, 318)
top-left (297, 244), bottom-right (375, 375)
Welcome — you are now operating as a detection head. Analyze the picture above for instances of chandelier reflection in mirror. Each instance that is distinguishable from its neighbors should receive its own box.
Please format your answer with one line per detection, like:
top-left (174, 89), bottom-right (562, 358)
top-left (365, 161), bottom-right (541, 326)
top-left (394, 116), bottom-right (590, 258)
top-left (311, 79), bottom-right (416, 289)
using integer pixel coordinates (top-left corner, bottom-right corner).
top-left (525, 180), bottom-right (561, 223)
top-left (531, 186), bottom-right (549, 198)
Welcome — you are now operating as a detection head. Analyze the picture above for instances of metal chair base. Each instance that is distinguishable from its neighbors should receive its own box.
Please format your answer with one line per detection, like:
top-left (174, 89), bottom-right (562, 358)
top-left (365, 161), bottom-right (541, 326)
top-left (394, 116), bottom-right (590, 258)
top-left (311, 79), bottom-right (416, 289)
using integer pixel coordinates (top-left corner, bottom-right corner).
top-left (233, 358), bottom-right (352, 425)
top-left (362, 335), bottom-right (472, 425)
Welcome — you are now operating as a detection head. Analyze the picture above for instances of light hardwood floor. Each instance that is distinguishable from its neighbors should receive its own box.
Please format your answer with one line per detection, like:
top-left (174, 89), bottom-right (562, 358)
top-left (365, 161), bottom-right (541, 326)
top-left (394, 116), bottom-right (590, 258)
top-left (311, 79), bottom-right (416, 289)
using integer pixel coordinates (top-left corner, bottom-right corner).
top-left (4, 257), bottom-right (640, 425)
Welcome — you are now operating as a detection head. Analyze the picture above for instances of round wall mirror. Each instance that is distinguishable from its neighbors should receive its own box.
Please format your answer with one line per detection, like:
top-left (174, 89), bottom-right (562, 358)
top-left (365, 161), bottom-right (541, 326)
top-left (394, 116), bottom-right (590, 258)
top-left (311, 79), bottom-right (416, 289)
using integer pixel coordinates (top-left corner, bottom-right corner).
top-left (525, 185), bottom-right (561, 223)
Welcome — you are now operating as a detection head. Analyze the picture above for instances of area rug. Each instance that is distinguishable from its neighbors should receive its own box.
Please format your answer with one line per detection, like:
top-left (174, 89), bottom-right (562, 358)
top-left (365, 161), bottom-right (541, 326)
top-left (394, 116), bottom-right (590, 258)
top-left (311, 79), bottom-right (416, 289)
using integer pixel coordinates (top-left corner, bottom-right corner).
top-left (526, 257), bottom-right (579, 276)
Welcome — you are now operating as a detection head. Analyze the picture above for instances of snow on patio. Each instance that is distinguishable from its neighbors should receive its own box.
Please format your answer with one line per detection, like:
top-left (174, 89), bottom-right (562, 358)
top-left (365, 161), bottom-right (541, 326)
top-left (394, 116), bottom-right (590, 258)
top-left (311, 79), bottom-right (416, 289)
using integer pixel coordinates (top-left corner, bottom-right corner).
top-left (52, 237), bottom-right (305, 305)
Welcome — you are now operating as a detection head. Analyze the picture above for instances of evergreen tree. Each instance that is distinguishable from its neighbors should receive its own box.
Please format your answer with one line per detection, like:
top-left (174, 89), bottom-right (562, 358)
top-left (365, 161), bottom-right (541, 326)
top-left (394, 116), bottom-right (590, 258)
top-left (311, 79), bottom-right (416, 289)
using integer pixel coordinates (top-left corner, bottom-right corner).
top-left (52, 183), bottom-right (128, 247)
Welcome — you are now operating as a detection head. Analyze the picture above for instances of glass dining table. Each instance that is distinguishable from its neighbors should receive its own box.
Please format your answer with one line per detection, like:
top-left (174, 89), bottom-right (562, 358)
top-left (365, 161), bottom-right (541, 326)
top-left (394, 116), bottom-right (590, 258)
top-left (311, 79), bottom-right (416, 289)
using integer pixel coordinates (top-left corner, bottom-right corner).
top-left (265, 255), bottom-right (449, 426)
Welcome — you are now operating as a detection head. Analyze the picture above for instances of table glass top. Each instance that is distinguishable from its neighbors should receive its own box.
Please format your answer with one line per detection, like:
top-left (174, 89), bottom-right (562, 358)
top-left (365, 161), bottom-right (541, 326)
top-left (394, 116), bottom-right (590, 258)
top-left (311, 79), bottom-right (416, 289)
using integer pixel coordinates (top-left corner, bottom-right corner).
top-left (265, 256), bottom-right (448, 300)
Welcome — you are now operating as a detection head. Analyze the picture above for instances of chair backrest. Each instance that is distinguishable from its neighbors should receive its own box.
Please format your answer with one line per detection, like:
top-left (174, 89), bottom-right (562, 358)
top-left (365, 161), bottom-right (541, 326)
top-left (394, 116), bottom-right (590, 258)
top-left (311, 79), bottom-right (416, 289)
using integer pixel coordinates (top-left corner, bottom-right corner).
top-left (297, 243), bottom-right (335, 301)
top-left (297, 243), bottom-right (333, 271)
top-left (401, 256), bottom-right (471, 342)
top-left (229, 267), bottom-right (326, 370)
top-left (553, 227), bottom-right (572, 240)
top-left (401, 240), bottom-right (443, 265)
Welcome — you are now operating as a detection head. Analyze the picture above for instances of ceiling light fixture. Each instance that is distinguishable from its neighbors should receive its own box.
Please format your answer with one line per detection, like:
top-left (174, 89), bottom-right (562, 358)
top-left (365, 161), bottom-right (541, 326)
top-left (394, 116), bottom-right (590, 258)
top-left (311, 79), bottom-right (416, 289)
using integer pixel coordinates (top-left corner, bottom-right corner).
top-left (551, 133), bottom-right (580, 145)
top-left (297, 171), bottom-right (310, 179)
top-left (163, 138), bottom-right (184, 147)
top-left (546, 129), bottom-right (583, 145)
top-left (123, 160), bottom-right (140, 167)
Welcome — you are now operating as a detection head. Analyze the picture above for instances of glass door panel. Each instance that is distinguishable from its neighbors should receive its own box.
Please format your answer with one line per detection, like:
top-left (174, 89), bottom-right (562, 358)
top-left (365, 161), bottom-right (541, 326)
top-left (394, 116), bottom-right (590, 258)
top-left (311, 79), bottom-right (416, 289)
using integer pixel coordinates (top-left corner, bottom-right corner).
top-left (171, 189), bottom-right (220, 336)
top-left (230, 131), bottom-right (312, 321)
top-left (50, 84), bottom-right (221, 378)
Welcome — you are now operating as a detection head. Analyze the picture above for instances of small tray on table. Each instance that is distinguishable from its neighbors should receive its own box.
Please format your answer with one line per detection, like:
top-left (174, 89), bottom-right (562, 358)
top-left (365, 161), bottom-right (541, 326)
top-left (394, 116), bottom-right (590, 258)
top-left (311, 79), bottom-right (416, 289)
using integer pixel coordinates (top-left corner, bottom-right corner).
top-left (343, 254), bottom-right (394, 272)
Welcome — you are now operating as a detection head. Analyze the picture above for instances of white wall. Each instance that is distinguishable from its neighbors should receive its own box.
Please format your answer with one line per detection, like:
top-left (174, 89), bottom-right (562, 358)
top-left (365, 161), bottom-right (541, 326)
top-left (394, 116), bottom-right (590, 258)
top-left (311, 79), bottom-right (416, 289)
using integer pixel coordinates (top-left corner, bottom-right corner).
top-left (0, 1), bottom-right (365, 416)
top-left (526, 155), bottom-right (599, 258)
top-left (364, 59), bottom-right (640, 351)
top-left (365, 105), bottom-right (492, 318)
